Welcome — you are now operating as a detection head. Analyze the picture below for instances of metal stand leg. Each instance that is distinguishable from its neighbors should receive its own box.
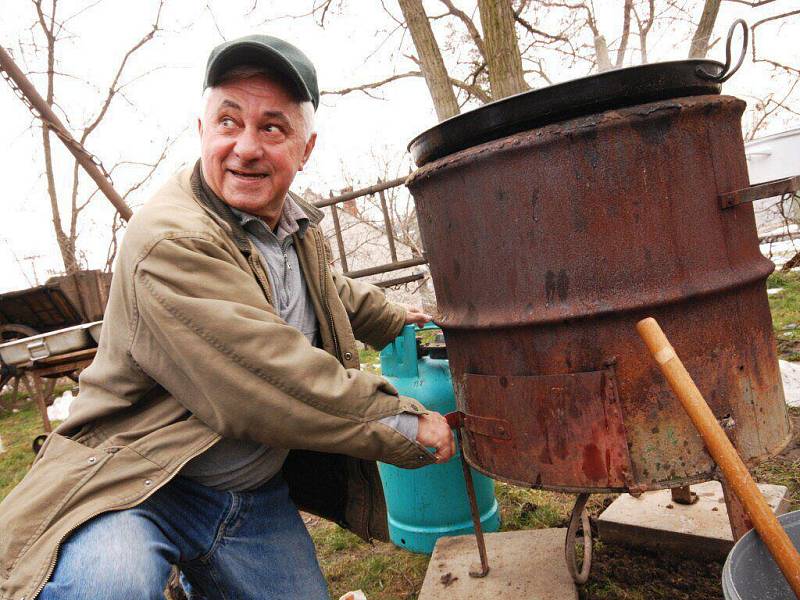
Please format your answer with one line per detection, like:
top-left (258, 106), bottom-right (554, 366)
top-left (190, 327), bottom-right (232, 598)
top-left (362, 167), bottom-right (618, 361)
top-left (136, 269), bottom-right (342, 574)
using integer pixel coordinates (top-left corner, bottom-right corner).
top-left (720, 476), bottom-right (753, 541)
top-left (717, 418), bottom-right (753, 541)
top-left (455, 427), bottom-right (490, 578)
top-left (565, 493), bottom-right (592, 584)
top-left (671, 485), bottom-right (698, 505)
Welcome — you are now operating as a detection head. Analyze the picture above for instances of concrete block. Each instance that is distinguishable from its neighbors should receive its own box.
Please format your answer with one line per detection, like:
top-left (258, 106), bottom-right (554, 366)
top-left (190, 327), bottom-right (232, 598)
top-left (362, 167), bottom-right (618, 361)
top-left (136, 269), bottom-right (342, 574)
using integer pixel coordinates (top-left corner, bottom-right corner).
top-left (597, 481), bottom-right (790, 560)
top-left (419, 529), bottom-right (578, 600)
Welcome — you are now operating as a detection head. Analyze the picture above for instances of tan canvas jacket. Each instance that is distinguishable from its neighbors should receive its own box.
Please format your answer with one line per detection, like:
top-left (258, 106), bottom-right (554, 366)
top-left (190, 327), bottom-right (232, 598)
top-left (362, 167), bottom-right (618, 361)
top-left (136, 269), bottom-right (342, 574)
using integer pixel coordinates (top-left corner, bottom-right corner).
top-left (0, 167), bottom-right (435, 600)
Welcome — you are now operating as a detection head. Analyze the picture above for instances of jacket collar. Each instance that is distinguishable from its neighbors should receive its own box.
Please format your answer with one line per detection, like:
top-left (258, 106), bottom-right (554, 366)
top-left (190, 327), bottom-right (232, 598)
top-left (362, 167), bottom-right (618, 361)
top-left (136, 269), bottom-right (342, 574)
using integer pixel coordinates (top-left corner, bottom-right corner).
top-left (189, 160), bottom-right (325, 255)
top-left (230, 194), bottom-right (311, 240)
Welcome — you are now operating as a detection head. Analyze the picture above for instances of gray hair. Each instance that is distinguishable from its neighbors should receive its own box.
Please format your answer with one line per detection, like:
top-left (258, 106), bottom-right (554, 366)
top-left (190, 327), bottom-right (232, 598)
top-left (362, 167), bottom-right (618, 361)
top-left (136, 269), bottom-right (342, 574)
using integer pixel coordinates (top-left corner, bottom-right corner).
top-left (200, 65), bottom-right (316, 142)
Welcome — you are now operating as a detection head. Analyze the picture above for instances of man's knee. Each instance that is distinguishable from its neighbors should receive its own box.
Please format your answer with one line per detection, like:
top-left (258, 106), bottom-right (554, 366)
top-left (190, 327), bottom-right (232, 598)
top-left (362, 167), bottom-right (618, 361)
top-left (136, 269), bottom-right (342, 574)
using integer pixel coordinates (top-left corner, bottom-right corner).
top-left (39, 510), bottom-right (175, 600)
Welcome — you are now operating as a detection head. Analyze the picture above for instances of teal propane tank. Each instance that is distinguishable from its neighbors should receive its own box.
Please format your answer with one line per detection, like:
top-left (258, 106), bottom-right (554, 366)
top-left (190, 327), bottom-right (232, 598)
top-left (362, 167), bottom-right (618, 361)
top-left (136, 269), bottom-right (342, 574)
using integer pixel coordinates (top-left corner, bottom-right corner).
top-left (378, 324), bottom-right (500, 554)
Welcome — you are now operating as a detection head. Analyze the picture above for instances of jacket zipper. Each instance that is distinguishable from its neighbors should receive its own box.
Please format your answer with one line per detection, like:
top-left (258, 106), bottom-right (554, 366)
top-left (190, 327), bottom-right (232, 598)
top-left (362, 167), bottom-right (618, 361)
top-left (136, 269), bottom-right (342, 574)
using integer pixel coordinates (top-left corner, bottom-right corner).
top-left (310, 230), bottom-right (373, 538)
top-left (281, 239), bottom-right (292, 274)
top-left (28, 435), bottom-right (220, 600)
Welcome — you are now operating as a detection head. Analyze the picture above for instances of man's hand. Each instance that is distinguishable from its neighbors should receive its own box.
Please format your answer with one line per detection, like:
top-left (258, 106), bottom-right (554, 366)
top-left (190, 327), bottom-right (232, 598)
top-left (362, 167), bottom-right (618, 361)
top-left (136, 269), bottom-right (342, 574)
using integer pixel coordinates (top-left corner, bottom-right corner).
top-left (404, 306), bottom-right (433, 327)
top-left (416, 411), bottom-right (456, 463)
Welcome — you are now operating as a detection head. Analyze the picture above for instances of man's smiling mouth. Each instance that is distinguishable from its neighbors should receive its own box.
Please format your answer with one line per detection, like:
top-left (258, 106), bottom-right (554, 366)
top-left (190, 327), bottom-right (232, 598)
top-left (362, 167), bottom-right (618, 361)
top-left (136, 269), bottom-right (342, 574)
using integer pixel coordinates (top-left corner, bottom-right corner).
top-left (228, 168), bottom-right (268, 180)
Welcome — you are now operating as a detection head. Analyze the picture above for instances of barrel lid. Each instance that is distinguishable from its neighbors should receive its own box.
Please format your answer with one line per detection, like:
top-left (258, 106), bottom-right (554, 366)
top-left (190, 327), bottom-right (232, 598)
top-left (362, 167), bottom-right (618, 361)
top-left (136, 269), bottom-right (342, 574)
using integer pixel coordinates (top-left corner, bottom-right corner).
top-left (408, 60), bottom-right (725, 167)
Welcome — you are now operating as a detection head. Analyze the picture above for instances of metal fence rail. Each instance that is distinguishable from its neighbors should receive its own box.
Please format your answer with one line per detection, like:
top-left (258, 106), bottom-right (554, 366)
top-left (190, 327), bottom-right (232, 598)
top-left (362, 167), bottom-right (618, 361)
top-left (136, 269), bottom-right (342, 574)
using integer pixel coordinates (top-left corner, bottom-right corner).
top-left (312, 176), bottom-right (429, 289)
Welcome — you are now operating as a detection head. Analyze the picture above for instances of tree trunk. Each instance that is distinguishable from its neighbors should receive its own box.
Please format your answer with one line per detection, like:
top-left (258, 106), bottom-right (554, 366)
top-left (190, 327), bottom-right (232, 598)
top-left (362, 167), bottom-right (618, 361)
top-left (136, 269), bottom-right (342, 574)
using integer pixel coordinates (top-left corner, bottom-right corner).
top-left (478, 0), bottom-right (528, 99)
top-left (36, 0), bottom-right (80, 274)
top-left (616, 0), bottom-right (633, 67)
top-left (688, 0), bottom-right (722, 58)
top-left (397, 0), bottom-right (459, 121)
top-left (594, 35), bottom-right (613, 71)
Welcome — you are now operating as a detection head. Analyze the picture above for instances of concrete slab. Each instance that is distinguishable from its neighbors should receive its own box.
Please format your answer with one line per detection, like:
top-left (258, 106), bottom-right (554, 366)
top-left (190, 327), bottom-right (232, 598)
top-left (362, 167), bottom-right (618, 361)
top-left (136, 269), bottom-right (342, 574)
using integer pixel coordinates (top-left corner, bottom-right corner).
top-left (418, 529), bottom-right (577, 600)
top-left (780, 359), bottom-right (800, 407)
top-left (597, 481), bottom-right (790, 560)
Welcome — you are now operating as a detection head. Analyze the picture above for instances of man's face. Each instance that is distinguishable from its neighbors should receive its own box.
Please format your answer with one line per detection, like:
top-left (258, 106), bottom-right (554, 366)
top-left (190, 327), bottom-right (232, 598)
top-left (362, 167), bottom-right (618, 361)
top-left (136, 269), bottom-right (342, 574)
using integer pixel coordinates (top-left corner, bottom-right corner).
top-left (199, 75), bottom-right (316, 222)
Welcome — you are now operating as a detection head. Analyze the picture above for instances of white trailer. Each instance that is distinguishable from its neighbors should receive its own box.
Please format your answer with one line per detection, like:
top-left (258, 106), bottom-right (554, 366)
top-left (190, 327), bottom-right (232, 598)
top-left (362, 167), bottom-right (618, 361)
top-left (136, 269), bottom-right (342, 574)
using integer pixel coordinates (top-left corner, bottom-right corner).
top-left (745, 127), bottom-right (800, 236)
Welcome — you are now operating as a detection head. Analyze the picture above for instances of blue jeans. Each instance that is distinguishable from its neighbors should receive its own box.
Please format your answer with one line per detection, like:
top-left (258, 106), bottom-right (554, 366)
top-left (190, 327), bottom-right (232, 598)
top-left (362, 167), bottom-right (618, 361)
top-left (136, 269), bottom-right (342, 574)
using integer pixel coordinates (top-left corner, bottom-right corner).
top-left (39, 474), bottom-right (330, 599)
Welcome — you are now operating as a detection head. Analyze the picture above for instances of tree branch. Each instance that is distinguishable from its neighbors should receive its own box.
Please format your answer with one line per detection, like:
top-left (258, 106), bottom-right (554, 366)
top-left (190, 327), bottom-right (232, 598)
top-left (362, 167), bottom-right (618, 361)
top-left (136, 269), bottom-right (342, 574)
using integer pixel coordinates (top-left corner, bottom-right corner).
top-left (82, 0), bottom-right (165, 139)
top-left (751, 10), bottom-right (800, 76)
top-left (437, 0), bottom-right (486, 59)
top-left (723, 0), bottom-right (776, 5)
top-left (321, 71), bottom-right (422, 96)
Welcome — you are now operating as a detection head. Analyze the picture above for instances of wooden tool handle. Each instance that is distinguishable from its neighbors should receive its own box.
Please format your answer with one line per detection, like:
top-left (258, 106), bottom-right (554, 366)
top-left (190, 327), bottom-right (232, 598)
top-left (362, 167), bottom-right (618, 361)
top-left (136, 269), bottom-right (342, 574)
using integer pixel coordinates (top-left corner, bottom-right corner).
top-left (637, 317), bottom-right (800, 598)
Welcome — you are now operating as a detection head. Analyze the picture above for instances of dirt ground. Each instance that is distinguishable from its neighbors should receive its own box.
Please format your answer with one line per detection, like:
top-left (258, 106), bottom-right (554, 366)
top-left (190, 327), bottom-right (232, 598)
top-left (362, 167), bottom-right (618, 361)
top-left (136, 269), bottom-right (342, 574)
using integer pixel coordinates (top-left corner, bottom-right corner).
top-left (581, 537), bottom-right (725, 599)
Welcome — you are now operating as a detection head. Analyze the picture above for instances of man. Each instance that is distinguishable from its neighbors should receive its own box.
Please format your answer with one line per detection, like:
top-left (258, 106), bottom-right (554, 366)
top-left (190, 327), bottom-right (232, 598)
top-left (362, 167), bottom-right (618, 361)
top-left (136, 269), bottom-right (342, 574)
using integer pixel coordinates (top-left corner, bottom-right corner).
top-left (0, 35), bottom-right (454, 599)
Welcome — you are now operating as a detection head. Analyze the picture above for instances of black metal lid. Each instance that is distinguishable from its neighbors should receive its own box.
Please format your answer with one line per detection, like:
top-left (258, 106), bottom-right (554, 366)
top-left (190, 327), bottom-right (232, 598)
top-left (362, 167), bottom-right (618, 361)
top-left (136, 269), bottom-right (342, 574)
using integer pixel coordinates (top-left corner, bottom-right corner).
top-left (409, 20), bottom-right (749, 167)
top-left (408, 60), bottom-right (727, 167)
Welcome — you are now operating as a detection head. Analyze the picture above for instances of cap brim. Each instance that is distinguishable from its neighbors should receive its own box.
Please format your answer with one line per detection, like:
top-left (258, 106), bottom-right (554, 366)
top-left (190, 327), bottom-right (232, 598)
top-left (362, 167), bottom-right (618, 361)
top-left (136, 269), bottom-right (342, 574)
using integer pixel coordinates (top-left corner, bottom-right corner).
top-left (205, 42), bottom-right (313, 105)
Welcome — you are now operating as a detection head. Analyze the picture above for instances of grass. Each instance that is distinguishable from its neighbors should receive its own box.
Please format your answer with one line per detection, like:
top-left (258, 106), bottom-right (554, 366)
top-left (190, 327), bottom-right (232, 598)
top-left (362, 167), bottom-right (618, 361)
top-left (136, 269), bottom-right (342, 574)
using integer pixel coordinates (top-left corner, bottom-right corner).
top-left (0, 383), bottom-right (68, 501)
top-left (0, 400), bottom-right (40, 500)
top-left (359, 346), bottom-right (381, 375)
top-left (0, 281), bottom-right (798, 598)
top-left (768, 270), bottom-right (800, 360)
top-left (310, 519), bottom-right (429, 600)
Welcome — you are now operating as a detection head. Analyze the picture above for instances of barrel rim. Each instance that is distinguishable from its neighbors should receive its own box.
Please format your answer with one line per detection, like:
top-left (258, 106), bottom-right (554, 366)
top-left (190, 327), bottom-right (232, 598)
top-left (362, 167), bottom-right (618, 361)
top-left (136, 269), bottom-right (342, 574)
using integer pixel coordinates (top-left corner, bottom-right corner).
top-left (408, 60), bottom-right (725, 167)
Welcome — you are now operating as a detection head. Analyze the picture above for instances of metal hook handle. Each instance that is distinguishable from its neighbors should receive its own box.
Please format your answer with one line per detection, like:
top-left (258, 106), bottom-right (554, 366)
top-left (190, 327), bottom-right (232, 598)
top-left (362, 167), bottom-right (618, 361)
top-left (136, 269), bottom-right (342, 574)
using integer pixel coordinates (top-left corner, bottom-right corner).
top-left (696, 19), bottom-right (748, 83)
top-left (565, 493), bottom-right (593, 584)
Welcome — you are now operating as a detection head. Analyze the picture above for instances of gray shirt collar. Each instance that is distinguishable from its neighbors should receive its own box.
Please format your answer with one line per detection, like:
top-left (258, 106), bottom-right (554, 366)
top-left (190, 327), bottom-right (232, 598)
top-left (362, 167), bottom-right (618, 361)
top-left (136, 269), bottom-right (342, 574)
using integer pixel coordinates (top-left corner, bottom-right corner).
top-left (229, 194), bottom-right (310, 241)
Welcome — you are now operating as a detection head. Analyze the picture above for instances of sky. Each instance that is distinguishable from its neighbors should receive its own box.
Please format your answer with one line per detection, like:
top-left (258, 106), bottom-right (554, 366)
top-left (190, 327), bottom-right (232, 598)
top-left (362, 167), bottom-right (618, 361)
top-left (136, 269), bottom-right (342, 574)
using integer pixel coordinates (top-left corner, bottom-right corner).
top-left (0, 0), bottom-right (797, 293)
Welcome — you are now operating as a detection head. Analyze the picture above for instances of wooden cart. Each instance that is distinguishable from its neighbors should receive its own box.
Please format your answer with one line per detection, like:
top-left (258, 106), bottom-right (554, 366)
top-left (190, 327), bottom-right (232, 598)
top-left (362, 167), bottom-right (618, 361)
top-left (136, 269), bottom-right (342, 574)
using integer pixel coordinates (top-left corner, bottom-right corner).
top-left (0, 270), bottom-right (110, 441)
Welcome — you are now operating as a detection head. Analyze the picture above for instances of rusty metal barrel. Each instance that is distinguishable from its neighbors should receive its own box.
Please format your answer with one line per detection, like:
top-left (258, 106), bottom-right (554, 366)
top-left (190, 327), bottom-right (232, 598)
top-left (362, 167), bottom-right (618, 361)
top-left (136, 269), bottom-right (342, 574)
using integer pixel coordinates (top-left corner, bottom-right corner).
top-left (407, 93), bottom-right (793, 494)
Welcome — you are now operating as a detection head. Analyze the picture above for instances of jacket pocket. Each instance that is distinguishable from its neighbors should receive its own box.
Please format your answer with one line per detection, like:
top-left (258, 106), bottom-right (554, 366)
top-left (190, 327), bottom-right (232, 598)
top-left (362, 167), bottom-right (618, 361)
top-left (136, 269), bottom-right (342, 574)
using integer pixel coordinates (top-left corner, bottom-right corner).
top-left (0, 433), bottom-right (106, 575)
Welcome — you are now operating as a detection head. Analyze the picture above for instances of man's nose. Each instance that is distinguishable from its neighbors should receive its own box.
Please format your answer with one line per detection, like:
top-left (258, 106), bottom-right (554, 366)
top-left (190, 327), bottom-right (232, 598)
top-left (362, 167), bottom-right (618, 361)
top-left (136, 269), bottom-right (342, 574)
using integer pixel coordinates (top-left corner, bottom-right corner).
top-left (233, 126), bottom-right (263, 161)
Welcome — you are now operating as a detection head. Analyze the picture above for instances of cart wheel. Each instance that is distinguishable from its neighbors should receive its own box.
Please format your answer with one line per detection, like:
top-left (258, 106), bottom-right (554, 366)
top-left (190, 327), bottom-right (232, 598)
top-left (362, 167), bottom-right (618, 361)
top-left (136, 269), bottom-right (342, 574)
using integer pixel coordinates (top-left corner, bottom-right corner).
top-left (32, 434), bottom-right (48, 454)
top-left (0, 323), bottom-right (39, 342)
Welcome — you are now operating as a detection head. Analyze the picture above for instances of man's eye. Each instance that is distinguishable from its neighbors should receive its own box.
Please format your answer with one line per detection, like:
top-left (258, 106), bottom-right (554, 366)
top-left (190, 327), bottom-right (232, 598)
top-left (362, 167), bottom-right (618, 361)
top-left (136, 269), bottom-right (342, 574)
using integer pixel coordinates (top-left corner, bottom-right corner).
top-left (264, 124), bottom-right (282, 134)
top-left (220, 117), bottom-right (236, 128)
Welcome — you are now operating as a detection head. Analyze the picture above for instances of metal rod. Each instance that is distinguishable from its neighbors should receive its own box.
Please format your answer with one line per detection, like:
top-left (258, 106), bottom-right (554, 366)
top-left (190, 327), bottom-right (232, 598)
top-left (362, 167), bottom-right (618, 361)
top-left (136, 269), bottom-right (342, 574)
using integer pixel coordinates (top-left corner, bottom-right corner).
top-left (0, 45), bottom-right (132, 221)
top-left (313, 176), bottom-right (406, 208)
top-left (377, 185), bottom-right (398, 262)
top-left (455, 427), bottom-right (490, 578)
top-left (344, 256), bottom-right (427, 279)
top-left (328, 196), bottom-right (349, 273)
top-left (374, 272), bottom-right (425, 288)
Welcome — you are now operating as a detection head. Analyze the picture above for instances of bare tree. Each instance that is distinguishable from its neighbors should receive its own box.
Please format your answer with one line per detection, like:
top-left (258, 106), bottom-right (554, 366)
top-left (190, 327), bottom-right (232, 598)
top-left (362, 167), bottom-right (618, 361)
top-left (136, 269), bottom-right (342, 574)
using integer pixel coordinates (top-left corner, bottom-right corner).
top-left (688, 0), bottom-right (722, 57)
top-left (479, 0), bottom-right (528, 97)
top-left (18, 0), bottom-right (171, 275)
top-left (397, 0), bottom-right (460, 119)
top-left (633, 0), bottom-right (655, 63)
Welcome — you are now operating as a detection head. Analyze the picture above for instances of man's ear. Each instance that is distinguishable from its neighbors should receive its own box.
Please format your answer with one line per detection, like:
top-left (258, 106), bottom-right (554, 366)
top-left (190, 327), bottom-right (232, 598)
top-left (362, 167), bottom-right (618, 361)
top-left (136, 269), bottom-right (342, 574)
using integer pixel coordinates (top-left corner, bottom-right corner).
top-left (299, 132), bottom-right (317, 171)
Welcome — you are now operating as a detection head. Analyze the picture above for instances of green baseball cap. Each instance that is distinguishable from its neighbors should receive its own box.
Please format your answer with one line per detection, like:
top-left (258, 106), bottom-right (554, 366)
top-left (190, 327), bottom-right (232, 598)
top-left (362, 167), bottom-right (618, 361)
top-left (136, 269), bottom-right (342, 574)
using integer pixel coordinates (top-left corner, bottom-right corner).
top-left (204, 34), bottom-right (319, 110)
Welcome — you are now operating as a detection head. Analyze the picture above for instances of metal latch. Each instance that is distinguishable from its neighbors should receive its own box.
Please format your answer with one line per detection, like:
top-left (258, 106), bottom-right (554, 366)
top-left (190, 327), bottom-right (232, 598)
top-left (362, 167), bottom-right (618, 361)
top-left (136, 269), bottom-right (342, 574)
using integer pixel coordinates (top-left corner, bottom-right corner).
top-left (444, 411), bottom-right (512, 440)
top-left (26, 338), bottom-right (50, 361)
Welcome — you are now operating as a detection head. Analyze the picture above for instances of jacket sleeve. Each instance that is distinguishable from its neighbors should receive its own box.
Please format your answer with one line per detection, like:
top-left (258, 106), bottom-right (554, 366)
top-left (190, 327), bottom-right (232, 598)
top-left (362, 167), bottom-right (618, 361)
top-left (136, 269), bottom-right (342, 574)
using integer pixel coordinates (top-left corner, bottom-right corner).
top-left (130, 232), bottom-right (433, 469)
top-left (331, 272), bottom-right (406, 350)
